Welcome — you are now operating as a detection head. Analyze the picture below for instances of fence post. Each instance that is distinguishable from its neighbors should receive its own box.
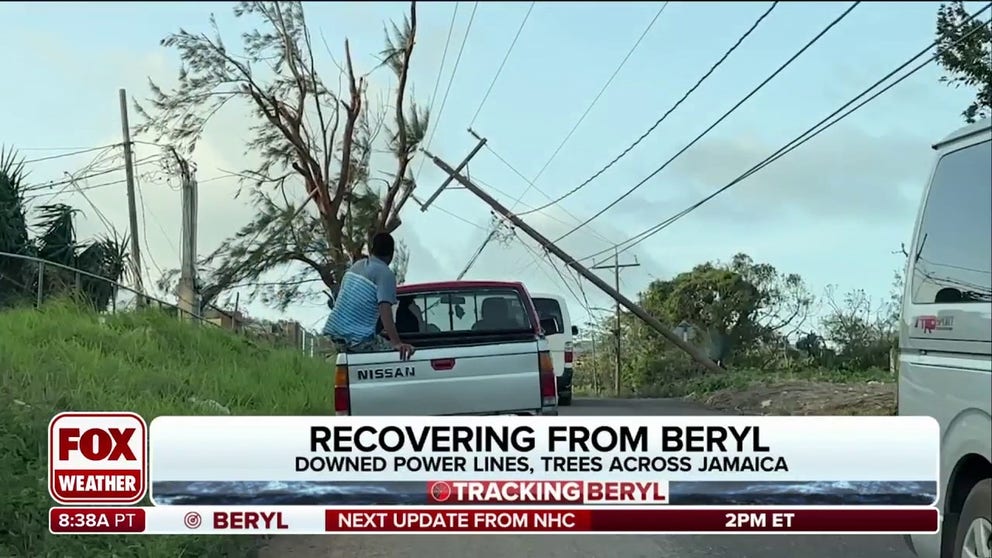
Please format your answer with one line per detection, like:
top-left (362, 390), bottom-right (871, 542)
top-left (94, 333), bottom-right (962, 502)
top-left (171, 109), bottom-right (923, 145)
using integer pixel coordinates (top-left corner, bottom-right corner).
top-left (36, 262), bottom-right (44, 307)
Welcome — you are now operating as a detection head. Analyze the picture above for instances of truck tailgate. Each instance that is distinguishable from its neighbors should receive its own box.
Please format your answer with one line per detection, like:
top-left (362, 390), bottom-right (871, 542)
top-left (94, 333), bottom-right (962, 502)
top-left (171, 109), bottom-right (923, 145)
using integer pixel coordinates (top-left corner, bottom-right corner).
top-left (346, 340), bottom-right (542, 415)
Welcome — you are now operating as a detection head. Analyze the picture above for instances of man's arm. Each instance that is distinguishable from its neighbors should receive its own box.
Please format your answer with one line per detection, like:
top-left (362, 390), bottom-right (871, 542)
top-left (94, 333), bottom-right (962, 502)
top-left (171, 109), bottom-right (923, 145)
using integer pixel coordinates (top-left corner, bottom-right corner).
top-left (375, 268), bottom-right (414, 360)
top-left (378, 303), bottom-right (402, 345)
top-left (375, 267), bottom-right (402, 346)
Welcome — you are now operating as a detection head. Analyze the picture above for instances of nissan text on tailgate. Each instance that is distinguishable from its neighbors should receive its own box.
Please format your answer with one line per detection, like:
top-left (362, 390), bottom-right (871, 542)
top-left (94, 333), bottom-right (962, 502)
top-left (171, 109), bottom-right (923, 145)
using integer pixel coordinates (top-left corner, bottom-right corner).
top-left (333, 280), bottom-right (561, 416)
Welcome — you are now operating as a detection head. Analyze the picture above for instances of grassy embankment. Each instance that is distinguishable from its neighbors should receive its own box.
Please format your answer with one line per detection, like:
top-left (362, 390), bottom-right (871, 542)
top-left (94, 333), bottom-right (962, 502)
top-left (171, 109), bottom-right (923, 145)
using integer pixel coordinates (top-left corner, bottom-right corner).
top-left (0, 300), bottom-right (332, 557)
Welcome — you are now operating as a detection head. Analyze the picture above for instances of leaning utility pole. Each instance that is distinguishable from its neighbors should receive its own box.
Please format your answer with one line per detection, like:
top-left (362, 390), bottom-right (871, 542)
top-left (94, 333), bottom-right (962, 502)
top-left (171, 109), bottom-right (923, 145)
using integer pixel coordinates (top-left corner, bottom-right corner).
top-left (119, 88), bottom-right (143, 302)
top-left (424, 149), bottom-right (723, 374)
top-left (592, 248), bottom-right (640, 396)
top-left (174, 150), bottom-right (198, 320)
top-left (417, 131), bottom-right (490, 280)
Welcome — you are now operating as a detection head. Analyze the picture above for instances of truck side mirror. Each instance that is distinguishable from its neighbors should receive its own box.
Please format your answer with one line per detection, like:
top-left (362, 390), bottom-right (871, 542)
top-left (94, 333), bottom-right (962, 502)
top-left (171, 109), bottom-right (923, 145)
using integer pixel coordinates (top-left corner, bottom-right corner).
top-left (571, 325), bottom-right (579, 336)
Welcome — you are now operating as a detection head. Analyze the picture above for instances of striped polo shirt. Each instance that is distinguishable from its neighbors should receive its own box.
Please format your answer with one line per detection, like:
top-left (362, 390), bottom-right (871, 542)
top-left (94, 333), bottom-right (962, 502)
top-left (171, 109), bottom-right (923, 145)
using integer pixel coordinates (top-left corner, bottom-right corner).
top-left (323, 256), bottom-right (398, 344)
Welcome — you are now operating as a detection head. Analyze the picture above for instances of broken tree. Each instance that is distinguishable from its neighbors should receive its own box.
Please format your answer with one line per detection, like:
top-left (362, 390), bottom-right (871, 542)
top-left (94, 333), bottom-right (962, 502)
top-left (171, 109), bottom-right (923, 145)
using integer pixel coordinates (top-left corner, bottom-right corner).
top-left (136, 0), bottom-right (428, 310)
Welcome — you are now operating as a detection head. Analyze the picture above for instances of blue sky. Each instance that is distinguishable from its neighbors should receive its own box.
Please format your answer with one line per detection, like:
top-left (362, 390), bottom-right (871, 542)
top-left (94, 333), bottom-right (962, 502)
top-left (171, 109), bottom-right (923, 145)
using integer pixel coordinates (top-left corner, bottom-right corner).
top-left (0, 1), bottom-right (985, 332)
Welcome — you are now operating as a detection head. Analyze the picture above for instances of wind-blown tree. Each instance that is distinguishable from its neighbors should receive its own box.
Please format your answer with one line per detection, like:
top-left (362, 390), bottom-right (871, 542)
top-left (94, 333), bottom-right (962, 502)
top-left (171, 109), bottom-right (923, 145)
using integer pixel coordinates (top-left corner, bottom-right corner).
top-left (936, 1), bottom-right (992, 122)
top-left (635, 253), bottom-right (813, 365)
top-left (0, 148), bottom-right (32, 307)
top-left (0, 147), bottom-right (130, 310)
top-left (136, 1), bottom-right (427, 311)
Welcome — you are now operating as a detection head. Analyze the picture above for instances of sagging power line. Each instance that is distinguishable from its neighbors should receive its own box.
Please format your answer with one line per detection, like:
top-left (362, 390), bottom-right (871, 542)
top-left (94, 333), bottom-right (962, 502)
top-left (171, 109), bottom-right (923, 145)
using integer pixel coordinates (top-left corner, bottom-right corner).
top-left (468, 1), bottom-right (536, 128)
top-left (414, 1), bottom-right (480, 183)
top-left (526, 1), bottom-right (670, 187)
top-left (553, 0), bottom-right (861, 244)
top-left (518, 0), bottom-right (780, 217)
top-left (577, 1), bottom-right (992, 265)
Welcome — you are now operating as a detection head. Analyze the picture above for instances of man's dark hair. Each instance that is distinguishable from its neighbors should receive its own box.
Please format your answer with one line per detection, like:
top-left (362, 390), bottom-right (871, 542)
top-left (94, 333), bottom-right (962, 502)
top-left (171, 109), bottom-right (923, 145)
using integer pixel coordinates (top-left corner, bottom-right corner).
top-left (370, 232), bottom-right (395, 260)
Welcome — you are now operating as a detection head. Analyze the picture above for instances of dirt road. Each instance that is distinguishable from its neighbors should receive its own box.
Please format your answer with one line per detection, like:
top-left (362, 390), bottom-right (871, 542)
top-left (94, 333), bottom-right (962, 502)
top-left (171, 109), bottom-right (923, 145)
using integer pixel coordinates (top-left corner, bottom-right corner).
top-left (260, 398), bottom-right (914, 558)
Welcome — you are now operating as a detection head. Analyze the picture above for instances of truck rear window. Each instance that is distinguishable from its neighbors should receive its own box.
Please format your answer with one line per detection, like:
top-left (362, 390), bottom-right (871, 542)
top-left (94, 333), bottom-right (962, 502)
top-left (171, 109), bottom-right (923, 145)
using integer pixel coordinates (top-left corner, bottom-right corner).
top-left (531, 298), bottom-right (563, 332)
top-left (395, 288), bottom-right (534, 335)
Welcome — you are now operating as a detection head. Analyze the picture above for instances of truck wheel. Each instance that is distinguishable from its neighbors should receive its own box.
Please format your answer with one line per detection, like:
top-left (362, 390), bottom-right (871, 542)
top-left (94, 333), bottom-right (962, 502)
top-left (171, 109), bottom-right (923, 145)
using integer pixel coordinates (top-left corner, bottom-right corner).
top-left (558, 392), bottom-right (572, 406)
top-left (952, 478), bottom-right (991, 558)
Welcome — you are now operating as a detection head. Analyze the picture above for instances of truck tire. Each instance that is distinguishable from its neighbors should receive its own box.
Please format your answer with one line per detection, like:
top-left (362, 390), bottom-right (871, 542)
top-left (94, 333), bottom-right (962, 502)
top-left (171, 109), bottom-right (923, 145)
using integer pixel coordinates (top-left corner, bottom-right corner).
top-left (558, 392), bottom-right (572, 406)
top-left (952, 478), bottom-right (991, 558)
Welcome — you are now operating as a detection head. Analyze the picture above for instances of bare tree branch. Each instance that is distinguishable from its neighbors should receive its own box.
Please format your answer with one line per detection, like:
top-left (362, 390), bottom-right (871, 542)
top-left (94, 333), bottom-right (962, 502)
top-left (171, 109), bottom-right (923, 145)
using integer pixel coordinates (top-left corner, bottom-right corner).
top-left (135, 1), bottom-right (424, 309)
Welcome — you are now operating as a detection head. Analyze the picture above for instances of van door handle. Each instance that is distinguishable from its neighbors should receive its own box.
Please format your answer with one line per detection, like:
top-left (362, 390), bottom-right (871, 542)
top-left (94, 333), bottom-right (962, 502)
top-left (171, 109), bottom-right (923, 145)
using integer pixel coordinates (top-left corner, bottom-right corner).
top-left (431, 358), bottom-right (455, 371)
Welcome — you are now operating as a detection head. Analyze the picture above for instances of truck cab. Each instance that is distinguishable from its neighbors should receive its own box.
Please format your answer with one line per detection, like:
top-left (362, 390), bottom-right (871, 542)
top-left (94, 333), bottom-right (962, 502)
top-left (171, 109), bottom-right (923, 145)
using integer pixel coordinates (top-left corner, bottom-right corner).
top-left (530, 293), bottom-right (576, 406)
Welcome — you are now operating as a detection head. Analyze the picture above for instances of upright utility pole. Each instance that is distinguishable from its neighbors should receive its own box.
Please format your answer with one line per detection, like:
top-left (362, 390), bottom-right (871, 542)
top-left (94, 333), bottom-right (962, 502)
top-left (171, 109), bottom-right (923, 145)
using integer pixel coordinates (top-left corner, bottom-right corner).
top-left (175, 151), bottom-right (198, 320)
top-left (119, 88), bottom-right (143, 300)
top-left (591, 247), bottom-right (639, 396)
top-left (424, 149), bottom-right (722, 374)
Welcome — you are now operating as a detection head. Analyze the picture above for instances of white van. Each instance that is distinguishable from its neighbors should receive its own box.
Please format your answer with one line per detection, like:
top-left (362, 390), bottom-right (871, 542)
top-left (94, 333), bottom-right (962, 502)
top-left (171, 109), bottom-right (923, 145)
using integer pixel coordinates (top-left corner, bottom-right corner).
top-left (530, 293), bottom-right (577, 406)
top-left (899, 119), bottom-right (991, 558)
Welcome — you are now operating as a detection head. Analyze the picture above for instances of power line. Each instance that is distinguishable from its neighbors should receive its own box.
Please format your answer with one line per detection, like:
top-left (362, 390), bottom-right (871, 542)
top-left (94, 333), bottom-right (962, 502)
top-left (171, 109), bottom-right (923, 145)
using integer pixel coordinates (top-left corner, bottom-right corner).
top-left (518, 1), bottom-right (779, 218)
top-left (414, 1), bottom-right (480, 182)
top-left (552, 0), bottom-right (859, 244)
top-left (22, 154), bottom-right (164, 193)
top-left (481, 142), bottom-right (613, 244)
top-left (66, 175), bottom-right (118, 238)
top-left (425, 3), bottom-right (460, 123)
top-left (23, 178), bottom-right (127, 202)
top-left (435, 202), bottom-right (489, 231)
top-left (511, 229), bottom-right (588, 313)
top-left (580, 3), bottom-right (992, 264)
top-left (22, 145), bottom-right (122, 203)
top-left (468, 1), bottom-right (537, 128)
top-left (471, 175), bottom-right (606, 231)
top-left (135, 168), bottom-right (176, 282)
top-left (22, 144), bottom-right (121, 164)
top-left (467, 1), bottom-right (670, 260)
top-left (528, 2), bottom-right (670, 186)
top-left (17, 145), bottom-right (103, 152)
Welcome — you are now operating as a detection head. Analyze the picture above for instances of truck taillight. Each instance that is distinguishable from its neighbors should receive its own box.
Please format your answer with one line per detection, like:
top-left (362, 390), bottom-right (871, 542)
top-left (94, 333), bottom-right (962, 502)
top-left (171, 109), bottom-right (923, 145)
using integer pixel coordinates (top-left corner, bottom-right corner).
top-left (334, 364), bottom-right (350, 416)
top-left (539, 351), bottom-right (556, 404)
top-left (564, 341), bottom-right (574, 364)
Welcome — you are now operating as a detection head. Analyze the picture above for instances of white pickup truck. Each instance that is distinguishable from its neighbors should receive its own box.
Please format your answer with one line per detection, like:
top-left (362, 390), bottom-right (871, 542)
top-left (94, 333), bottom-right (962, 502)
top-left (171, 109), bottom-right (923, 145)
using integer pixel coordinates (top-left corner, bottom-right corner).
top-left (332, 280), bottom-right (561, 416)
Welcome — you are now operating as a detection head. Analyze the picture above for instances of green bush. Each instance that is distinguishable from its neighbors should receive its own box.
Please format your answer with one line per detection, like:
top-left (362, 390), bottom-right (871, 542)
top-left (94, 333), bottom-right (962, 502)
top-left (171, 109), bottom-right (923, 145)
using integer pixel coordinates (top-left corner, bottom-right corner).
top-left (0, 300), bottom-right (332, 557)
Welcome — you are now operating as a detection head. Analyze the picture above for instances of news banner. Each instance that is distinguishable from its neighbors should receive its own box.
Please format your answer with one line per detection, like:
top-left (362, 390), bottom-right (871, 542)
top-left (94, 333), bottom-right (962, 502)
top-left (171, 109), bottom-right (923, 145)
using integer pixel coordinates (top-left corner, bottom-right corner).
top-left (49, 413), bottom-right (942, 535)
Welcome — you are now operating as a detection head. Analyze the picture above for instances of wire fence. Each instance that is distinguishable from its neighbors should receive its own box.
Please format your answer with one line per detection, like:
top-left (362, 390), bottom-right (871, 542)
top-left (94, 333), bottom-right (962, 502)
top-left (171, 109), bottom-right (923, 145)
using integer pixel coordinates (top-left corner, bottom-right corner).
top-left (0, 251), bottom-right (323, 356)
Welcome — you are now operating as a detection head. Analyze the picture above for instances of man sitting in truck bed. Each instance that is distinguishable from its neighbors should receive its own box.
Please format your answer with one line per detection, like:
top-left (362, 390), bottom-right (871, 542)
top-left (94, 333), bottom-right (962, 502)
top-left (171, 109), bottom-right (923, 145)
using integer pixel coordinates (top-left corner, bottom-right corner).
top-left (322, 232), bottom-right (415, 360)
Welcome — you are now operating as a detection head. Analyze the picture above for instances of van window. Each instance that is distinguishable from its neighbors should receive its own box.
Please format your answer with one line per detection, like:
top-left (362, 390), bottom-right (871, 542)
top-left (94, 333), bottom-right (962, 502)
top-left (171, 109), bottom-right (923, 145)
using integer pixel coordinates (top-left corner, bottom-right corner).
top-left (532, 298), bottom-right (564, 332)
top-left (911, 140), bottom-right (992, 304)
top-left (398, 288), bottom-right (533, 335)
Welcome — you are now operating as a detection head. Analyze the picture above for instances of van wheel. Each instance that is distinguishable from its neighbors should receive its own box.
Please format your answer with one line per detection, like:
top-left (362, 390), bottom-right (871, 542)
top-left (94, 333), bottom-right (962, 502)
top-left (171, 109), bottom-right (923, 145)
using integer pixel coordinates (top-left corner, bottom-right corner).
top-left (558, 392), bottom-right (572, 406)
top-left (952, 479), bottom-right (991, 558)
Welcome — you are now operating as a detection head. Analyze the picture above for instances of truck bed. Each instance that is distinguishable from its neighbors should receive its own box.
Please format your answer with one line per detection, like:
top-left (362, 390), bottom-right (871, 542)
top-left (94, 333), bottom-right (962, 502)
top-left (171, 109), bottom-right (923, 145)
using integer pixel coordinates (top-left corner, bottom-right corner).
top-left (337, 334), bottom-right (554, 416)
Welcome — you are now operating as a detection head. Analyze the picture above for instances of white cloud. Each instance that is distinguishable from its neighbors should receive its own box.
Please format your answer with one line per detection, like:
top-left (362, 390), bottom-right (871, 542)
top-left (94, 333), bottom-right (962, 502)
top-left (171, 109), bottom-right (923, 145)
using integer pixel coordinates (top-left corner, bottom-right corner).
top-left (618, 123), bottom-right (932, 225)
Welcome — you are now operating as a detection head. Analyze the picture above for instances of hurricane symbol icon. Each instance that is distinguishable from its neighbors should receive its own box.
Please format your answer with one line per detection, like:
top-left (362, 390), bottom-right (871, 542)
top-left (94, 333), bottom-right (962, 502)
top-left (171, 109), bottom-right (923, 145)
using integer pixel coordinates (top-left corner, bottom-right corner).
top-left (184, 511), bottom-right (202, 529)
top-left (430, 481), bottom-right (452, 502)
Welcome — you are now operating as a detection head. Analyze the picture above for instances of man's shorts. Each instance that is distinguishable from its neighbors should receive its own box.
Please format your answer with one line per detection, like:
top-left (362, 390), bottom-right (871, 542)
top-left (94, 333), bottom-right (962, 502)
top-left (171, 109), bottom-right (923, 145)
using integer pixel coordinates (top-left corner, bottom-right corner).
top-left (330, 335), bottom-right (392, 354)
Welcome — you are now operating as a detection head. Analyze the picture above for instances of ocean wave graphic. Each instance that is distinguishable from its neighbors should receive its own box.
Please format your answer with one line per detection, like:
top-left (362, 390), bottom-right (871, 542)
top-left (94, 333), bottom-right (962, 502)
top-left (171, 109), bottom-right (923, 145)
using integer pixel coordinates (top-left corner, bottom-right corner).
top-left (151, 480), bottom-right (937, 507)
top-left (668, 480), bottom-right (937, 506)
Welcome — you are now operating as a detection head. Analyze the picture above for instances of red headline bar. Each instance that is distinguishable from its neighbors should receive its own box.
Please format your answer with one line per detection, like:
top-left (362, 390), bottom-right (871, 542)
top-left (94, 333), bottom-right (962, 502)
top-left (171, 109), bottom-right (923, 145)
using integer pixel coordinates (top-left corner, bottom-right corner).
top-left (50, 507), bottom-right (146, 533)
top-left (324, 508), bottom-right (938, 533)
